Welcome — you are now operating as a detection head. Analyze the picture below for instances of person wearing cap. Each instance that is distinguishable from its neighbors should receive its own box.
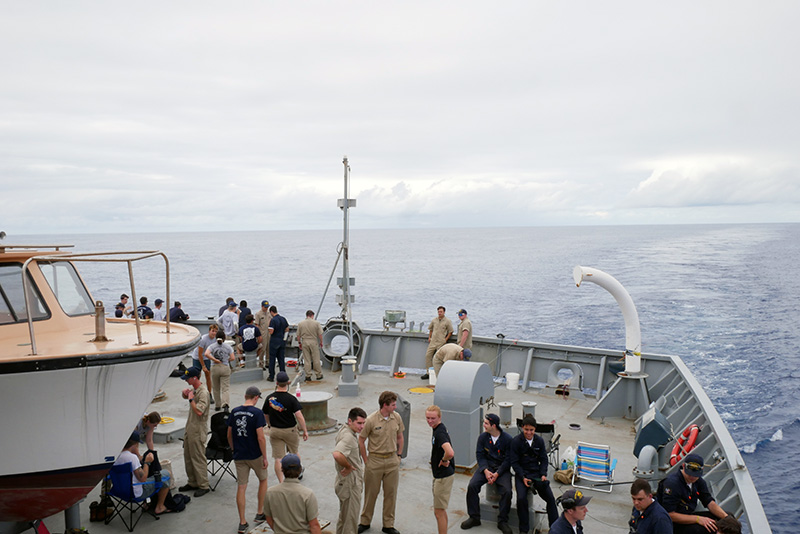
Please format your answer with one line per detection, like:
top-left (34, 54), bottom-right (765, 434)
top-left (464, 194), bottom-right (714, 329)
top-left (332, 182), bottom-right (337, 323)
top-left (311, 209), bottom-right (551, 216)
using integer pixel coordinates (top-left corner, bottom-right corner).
top-left (169, 301), bottom-right (189, 322)
top-left (179, 367), bottom-right (210, 497)
top-left (262, 371), bottom-right (309, 483)
top-left (152, 298), bottom-right (166, 321)
top-left (114, 302), bottom-right (125, 318)
top-left (461, 413), bottom-right (513, 534)
top-left (661, 454), bottom-right (728, 533)
top-left (219, 300), bottom-right (240, 338)
top-left (264, 454), bottom-right (322, 534)
top-left (228, 386), bottom-right (269, 534)
top-left (629, 478), bottom-right (672, 534)
top-left (510, 415), bottom-right (558, 532)
top-left (426, 405), bottom-right (455, 534)
top-left (254, 300), bottom-right (272, 369)
top-left (456, 309), bottom-right (473, 349)
top-left (297, 310), bottom-right (325, 381)
top-left (422, 306), bottom-right (453, 380)
top-left (431, 343), bottom-right (472, 378)
top-left (358, 391), bottom-right (405, 534)
top-left (333, 407), bottom-right (367, 534)
top-left (113, 431), bottom-right (171, 514)
top-left (267, 305), bottom-right (290, 381)
top-left (551, 489), bottom-right (591, 534)
top-left (137, 296), bottom-right (153, 319)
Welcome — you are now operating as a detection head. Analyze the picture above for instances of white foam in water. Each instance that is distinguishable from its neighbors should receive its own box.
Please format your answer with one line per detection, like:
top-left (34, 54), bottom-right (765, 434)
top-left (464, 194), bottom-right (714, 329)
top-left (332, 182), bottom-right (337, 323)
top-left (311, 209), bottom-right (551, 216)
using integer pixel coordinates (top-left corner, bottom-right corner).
top-left (770, 428), bottom-right (783, 442)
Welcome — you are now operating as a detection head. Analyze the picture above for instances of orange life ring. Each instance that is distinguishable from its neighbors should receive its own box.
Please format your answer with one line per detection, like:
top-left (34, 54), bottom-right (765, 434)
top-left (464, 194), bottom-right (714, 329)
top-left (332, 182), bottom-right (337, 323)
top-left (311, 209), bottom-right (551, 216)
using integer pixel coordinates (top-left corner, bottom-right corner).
top-left (669, 424), bottom-right (700, 466)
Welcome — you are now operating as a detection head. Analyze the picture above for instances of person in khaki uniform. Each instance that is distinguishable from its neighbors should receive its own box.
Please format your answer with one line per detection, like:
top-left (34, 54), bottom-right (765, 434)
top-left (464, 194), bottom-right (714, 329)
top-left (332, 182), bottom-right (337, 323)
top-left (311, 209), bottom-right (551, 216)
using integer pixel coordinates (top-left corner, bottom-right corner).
top-left (358, 391), bottom-right (405, 534)
top-left (297, 310), bottom-right (325, 381)
top-left (432, 343), bottom-right (472, 377)
top-left (254, 300), bottom-right (272, 369)
top-left (179, 367), bottom-right (210, 497)
top-left (422, 306), bottom-right (453, 380)
top-left (456, 309), bottom-right (473, 349)
top-left (264, 454), bottom-right (322, 534)
top-left (333, 407), bottom-right (367, 534)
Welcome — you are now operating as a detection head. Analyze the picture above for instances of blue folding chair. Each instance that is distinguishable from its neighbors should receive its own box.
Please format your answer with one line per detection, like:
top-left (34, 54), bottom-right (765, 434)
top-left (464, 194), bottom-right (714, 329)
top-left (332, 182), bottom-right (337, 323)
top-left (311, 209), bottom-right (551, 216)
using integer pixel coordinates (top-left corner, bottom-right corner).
top-left (571, 441), bottom-right (617, 493)
top-left (105, 463), bottom-right (169, 531)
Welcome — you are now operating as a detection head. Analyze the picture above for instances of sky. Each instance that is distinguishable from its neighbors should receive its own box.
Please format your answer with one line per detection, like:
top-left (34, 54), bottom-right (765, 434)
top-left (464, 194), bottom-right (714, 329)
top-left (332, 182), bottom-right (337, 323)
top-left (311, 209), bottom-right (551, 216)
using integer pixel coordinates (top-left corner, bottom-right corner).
top-left (1, 1), bottom-right (799, 235)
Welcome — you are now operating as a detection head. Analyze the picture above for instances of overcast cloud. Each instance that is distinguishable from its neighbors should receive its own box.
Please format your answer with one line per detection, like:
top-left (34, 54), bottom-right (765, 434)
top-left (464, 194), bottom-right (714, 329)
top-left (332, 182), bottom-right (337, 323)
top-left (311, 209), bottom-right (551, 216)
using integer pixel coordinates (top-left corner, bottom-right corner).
top-left (1, 1), bottom-right (798, 235)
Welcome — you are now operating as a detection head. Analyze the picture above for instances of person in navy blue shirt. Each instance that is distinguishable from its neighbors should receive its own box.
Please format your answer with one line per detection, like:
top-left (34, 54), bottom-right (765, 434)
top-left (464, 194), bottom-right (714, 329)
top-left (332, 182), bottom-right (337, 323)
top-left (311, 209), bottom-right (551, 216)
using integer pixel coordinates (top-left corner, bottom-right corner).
top-left (550, 489), bottom-right (591, 534)
top-left (630, 478), bottom-right (672, 534)
top-left (238, 300), bottom-right (252, 328)
top-left (137, 296), bottom-right (153, 319)
top-left (169, 301), bottom-right (189, 322)
top-left (461, 413), bottom-right (513, 534)
top-left (237, 314), bottom-right (263, 357)
top-left (509, 415), bottom-right (558, 532)
top-left (227, 386), bottom-right (269, 533)
top-left (660, 454), bottom-right (729, 534)
top-left (266, 305), bottom-right (289, 382)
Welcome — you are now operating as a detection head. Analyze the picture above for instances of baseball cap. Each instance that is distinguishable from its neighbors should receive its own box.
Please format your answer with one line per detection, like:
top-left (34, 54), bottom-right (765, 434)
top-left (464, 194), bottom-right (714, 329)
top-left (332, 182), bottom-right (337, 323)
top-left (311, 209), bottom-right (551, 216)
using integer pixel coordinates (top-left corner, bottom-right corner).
top-left (683, 454), bottom-right (704, 476)
top-left (261, 300), bottom-right (270, 307)
top-left (560, 489), bottom-right (592, 509)
top-left (281, 453), bottom-right (301, 470)
top-left (181, 367), bottom-right (201, 380)
top-left (129, 431), bottom-right (141, 443)
top-left (485, 413), bottom-right (500, 427)
top-left (463, 348), bottom-right (472, 360)
top-left (154, 298), bottom-right (163, 305)
top-left (458, 309), bottom-right (467, 315)
top-left (245, 386), bottom-right (262, 398)
top-left (276, 371), bottom-right (290, 384)
top-left (228, 301), bottom-right (237, 308)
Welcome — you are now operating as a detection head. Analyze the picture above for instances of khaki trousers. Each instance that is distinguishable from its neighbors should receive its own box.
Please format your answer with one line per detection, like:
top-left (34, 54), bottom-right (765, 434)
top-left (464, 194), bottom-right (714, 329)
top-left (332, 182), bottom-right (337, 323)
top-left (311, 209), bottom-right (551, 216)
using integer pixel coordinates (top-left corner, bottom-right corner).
top-left (211, 364), bottom-right (231, 407)
top-left (184, 422), bottom-right (209, 489)
top-left (425, 342), bottom-right (443, 369)
top-left (360, 454), bottom-right (400, 528)
top-left (335, 471), bottom-right (363, 534)
top-left (301, 342), bottom-right (323, 378)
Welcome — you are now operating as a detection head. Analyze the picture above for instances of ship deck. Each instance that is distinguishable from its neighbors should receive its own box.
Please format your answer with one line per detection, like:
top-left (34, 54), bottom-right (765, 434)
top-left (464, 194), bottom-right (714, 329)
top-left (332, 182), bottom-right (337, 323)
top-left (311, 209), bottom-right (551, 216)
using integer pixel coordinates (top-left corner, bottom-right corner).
top-left (45, 356), bottom-right (639, 534)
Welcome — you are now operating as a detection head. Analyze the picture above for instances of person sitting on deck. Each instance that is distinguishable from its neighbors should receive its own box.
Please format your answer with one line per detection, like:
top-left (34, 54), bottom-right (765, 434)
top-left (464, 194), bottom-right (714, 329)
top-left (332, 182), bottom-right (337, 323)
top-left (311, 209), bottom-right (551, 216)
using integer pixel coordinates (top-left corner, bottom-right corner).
top-left (509, 415), bottom-right (558, 532)
top-left (660, 454), bottom-right (729, 534)
top-left (113, 431), bottom-right (170, 515)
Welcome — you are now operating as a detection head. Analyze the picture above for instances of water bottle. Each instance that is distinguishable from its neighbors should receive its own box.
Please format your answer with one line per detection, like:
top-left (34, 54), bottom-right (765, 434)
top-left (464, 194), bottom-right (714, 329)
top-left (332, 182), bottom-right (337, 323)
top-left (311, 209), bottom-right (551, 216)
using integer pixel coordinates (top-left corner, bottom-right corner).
top-left (561, 459), bottom-right (568, 471)
top-left (295, 383), bottom-right (301, 399)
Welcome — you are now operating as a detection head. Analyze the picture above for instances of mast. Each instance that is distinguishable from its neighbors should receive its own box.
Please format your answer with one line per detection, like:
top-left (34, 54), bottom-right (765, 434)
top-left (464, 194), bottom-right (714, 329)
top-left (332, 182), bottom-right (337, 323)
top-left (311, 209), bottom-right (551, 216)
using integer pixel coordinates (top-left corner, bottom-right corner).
top-left (338, 156), bottom-right (357, 356)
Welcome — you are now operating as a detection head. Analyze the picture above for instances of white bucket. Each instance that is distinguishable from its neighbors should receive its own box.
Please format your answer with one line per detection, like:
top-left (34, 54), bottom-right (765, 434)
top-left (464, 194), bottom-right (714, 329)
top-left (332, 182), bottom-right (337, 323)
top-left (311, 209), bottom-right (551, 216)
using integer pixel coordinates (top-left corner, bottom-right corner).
top-left (429, 368), bottom-right (437, 386)
top-left (506, 372), bottom-right (520, 390)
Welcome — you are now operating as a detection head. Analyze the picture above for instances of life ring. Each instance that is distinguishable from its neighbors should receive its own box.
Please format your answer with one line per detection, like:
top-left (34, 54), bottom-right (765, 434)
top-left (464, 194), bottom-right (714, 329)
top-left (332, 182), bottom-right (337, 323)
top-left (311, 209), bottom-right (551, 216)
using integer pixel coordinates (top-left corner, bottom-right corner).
top-left (669, 424), bottom-right (700, 466)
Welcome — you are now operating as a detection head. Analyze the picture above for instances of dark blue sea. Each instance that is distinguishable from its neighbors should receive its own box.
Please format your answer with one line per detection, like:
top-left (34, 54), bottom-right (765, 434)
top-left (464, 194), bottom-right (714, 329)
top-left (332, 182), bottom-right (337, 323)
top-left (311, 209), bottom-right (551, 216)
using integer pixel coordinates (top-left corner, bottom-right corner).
top-left (23, 223), bottom-right (799, 532)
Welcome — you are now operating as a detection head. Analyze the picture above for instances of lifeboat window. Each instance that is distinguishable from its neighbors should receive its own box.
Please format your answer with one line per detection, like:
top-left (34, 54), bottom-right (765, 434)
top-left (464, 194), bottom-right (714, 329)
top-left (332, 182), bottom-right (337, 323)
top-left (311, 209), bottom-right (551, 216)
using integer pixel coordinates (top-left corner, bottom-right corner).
top-left (39, 261), bottom-right (94, 317)
top-left (0, 264), bottom-right (50, 324)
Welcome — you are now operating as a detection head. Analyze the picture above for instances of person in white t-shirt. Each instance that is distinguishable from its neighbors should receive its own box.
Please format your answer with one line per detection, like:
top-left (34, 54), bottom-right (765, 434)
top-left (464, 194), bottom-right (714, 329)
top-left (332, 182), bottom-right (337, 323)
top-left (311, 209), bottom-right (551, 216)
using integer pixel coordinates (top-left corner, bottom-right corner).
top-left (113, 431), bottom-right (171, 514)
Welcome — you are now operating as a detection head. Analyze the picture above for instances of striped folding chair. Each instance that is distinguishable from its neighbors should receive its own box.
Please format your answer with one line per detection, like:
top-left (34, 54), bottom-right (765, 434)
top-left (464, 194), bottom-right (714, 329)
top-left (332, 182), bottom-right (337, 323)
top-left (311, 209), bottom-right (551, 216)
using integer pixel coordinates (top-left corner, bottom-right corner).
top-left (571, 441), bottom-right (617, 493)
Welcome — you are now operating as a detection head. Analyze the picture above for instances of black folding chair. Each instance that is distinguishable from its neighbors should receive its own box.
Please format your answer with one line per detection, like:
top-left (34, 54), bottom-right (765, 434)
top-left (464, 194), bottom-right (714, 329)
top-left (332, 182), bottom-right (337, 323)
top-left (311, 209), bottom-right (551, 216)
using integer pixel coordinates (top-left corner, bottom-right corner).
top-left (206, 410), bottom-right (236, 490)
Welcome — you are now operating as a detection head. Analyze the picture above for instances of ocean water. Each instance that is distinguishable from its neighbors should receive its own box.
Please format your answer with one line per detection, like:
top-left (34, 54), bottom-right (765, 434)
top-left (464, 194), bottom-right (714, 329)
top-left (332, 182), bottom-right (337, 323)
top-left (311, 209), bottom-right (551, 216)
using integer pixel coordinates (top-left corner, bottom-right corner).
top-left (21, 223), bottom-right (799, 532)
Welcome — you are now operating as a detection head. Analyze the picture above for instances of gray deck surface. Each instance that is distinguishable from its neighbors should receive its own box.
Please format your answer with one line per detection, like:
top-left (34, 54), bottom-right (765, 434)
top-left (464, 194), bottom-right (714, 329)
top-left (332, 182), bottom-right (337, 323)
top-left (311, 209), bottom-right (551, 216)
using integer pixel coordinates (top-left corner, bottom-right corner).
top-left (47, 357), bottom-right (638, 533)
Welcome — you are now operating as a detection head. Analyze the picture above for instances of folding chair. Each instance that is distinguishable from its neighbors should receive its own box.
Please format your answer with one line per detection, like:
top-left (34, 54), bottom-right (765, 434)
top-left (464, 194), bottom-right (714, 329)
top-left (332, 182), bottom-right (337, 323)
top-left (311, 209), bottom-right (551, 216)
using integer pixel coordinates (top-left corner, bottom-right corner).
top-left (571, 441), bottom-right (617, 493)
top-left (206, 410), bottom-right (236, 490)
top-left (105, 463), bottom-right (168, 531)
